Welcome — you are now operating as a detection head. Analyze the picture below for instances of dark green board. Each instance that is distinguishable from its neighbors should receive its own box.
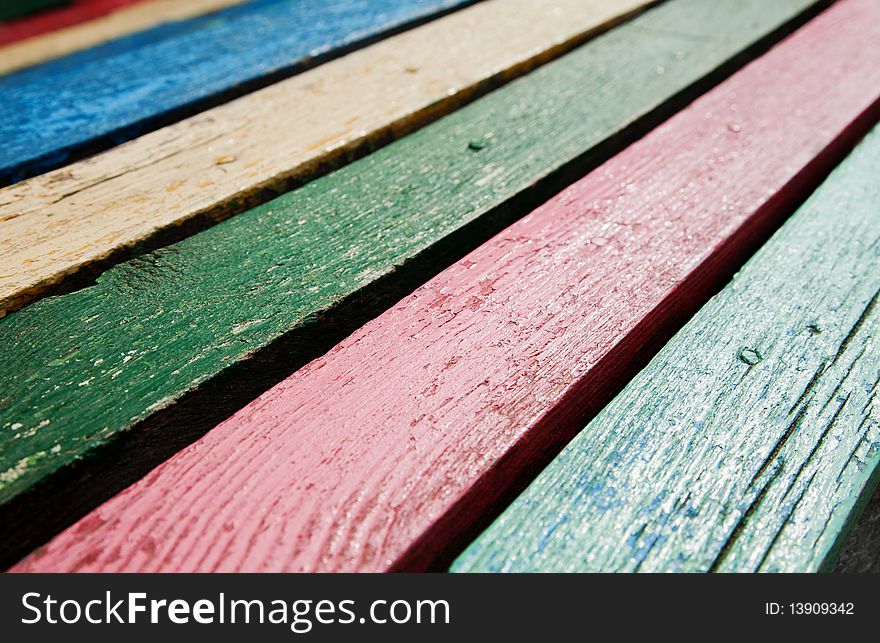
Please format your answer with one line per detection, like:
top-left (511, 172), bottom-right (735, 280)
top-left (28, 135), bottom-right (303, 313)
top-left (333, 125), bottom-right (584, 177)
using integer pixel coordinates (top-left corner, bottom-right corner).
top-left (452, 125), bottom-right (880, 573)
top-left (0, 0), bottom-right (823, 566)
top-left (0, 0), bottom-right (68, 22)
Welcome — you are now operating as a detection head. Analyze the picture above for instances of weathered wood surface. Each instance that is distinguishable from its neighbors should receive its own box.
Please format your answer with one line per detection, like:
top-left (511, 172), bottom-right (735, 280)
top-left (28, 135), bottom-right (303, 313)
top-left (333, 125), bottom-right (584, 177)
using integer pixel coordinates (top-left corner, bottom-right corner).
top-left (0, 0), bottom-right (827, 569)
top-left (0, 0), bottom-right (473, 185)
top-left (0, 0), bottom-right (655, 317)
top-left (0, 0), bottom-right (70, 23)
top-left (0, 0), bottom-right (141, 44)
top-left (452, 124), bottom-right (880, 574)
top-left (0, 0), bottom-right (828, 569)
top-left (12, 0), bottom-right (880, 573)
top-left (0, 0), bottom-right (247, 75)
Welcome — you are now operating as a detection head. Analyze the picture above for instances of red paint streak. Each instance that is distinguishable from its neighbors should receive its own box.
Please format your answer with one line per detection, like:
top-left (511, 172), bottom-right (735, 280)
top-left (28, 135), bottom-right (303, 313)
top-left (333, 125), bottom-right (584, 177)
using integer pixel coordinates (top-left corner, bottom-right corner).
top-left (0, 0), bottom-right (146, 46)
top-left (12, 0), bottom-right (880, 572)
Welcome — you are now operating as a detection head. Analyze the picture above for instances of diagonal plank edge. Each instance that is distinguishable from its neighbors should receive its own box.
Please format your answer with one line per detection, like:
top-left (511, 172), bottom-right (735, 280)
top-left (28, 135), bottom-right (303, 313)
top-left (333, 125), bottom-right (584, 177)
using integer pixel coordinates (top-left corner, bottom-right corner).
top-left (833, 481), bottom-right (880, 573)
top-left (452, 124), bottom-right (880, 574)
top-left (12, 0), bottom-right (880, 572)
top-left (0, 1), bottom-right (145, 45)
top-left (0, 0), bottom-right (657, 317)
top-left (0, 0), bottom-right (249, 75)
top-left (0, 0), bottom-right (476, 186)
top-left (0, 0), bottom-right (830, 570)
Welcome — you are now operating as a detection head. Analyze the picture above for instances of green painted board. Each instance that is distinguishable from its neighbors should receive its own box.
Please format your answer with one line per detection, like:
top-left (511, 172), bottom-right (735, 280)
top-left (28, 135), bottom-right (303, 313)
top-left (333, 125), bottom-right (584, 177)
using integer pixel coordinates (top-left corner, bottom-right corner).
top-left (0, 0), bottom-right (822, 566)
top-left (452, 125), bottom-right (880, 574)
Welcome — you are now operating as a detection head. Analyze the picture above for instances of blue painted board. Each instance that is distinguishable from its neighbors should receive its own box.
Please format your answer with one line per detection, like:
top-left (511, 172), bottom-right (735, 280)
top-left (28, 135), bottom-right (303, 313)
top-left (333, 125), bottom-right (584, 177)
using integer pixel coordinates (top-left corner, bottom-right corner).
top-left (0, 0), bottom-right (472, 185)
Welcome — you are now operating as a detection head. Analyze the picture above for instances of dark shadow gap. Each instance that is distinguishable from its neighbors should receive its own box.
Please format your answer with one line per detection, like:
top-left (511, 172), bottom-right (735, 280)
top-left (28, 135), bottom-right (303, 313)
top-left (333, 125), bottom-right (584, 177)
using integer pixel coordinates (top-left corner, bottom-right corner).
top-left (5, 0), bottom-right (663, 316)
top-left (398, 97), bottom-right (880, 573)
top-left (0, 0), bottom-right (839, 570)
top-left (0, 0), bottom-right (488, 186)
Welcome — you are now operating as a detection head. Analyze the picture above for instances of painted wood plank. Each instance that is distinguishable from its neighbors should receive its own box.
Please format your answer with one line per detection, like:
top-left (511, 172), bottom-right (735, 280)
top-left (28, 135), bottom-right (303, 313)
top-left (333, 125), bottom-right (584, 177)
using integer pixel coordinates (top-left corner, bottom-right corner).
top-left (0, 0), bottom-right (474, 185)
top-left (0, 0), bottom-right (70, 23)
top-left (0, 0), bottom-right (828, 569)
top-left (452, 124), bottom-right (880, 574)
top-left (12, 0), bottom-right (880, 573)
top-left (0, 0), bottom-right (141, 44)
top-left (0, 0), bottom-right (827, 568)
top-left (0, 0), bottom-right (656, 317)
top-left (0, 0), bottom-right (248, 75)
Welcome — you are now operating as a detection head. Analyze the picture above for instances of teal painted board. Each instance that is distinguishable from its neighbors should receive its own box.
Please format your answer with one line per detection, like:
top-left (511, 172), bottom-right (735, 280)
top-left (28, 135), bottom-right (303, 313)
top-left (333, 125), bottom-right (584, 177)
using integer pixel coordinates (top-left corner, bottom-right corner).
top-left (10, 0), bottom-right (879, 573)
top-left (0, 0), bottom-right (473, 185)
top-left (0, 0), bottom-right (822, 566)
top-left (452, 125), bottom-right (880, 574)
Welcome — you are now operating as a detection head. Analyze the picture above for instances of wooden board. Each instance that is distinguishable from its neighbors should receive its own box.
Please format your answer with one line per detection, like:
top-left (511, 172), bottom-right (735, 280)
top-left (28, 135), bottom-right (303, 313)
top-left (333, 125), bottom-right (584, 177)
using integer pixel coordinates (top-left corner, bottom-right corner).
top-left (452, 124), bottom-right (880, 574)
top-left (0, 0), bottom-right (70, 23)
top-left (0, 0), bottom-right (474, 185)
top-left (0, 0), bottom-right (827, 569)
top-left (0, 0), bottom-right (828, 569)
top-left (0, 0), bottom-right (656, 316)
top-left (11, 0), bottom-right (880, 573)
top-left (0, 0), bottom-right (248, 75)
top-left (0, 0), bottom-right (141, 44)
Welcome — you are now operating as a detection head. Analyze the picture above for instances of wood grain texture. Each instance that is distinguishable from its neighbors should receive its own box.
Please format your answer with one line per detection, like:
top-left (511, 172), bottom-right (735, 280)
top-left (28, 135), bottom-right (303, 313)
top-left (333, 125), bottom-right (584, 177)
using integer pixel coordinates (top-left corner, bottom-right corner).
top-left (0, 0), bottom-right (827, 569)
top-left (12, 0), bottom-right (880, 573)
top-left (452, 124), bottom-right (880, 574)
top-left (0, 0), bottom-right (828, 568)
top-left (0, 0), bottom-right (473, 185)
top-left (0, 0), bottom-right (141, 44)
top-left (0, 0), bottom-right (247, 75)
top-left (0, 0), bottom-right (69, 23)
top-left (0, 0), bottom-right (828, 569)
top-left (0, 0), bottom-right (656, 317)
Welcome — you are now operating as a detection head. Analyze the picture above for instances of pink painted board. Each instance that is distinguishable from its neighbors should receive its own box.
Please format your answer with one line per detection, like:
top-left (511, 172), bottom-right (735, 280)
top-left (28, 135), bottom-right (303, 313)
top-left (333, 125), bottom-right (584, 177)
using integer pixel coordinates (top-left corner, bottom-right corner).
top-left (13, 0), bottom-right (880, 573)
